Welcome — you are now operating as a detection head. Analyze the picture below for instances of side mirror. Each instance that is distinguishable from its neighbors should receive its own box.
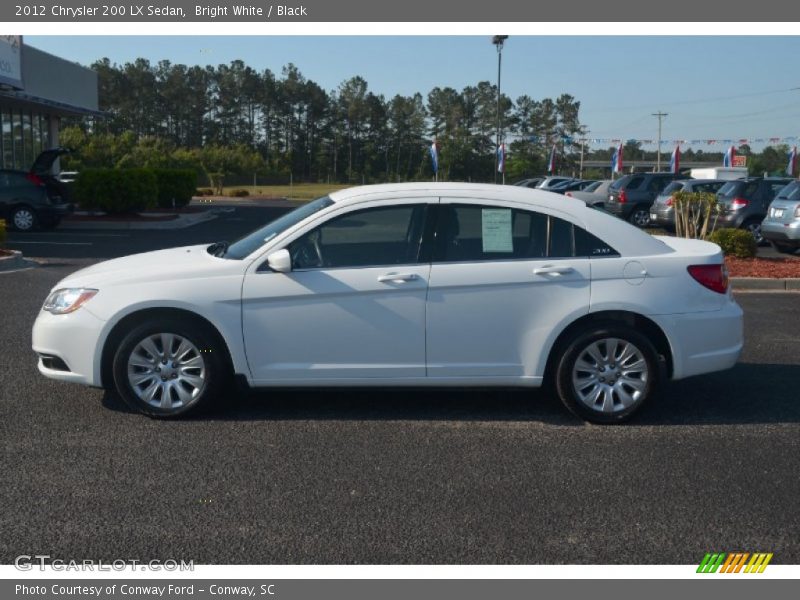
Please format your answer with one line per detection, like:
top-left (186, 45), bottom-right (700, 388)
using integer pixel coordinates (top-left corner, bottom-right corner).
top-left (266, 249), bottom-right (292, 273)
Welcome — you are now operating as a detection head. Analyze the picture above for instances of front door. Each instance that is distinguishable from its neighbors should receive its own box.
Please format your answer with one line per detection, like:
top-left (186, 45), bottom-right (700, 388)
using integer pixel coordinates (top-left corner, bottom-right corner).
top-left (242, 202), bottom-right (432, 383)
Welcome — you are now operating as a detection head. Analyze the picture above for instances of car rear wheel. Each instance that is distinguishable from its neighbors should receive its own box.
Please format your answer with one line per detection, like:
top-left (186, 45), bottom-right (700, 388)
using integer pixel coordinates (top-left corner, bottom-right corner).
top-left (11, 206), bottom-right (38, 231)
top-left (555, 324), bottom-right (660, 424)
top-left (743, 219), bottom-right (765, 245)
top-left (112, 318), bottom-right (228, 418)
top-left (628, 206), bottom-right (651, 228)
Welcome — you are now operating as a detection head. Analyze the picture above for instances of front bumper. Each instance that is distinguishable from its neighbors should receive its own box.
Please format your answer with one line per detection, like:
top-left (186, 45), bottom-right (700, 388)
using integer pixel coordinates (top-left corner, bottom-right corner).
top-left (650, 298), bottom-right (743, 380)
top-left (32, 305), bottom-right (106, 387)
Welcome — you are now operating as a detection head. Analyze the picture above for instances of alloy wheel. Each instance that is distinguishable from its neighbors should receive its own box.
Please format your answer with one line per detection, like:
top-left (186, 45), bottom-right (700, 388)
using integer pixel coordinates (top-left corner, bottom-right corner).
top-left (571, 337), bottom-right (649, 414)
top-left (13, 208), bottom-right (35, 231)
top-left (126, 333), bottom-right (206, 410)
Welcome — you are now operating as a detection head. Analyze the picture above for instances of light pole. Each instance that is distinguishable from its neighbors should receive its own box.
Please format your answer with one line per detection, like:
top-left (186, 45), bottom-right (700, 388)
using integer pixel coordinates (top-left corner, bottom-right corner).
top-left (493, 35), bottom-right (508, 184)
top-left (652, 111), bottom-right (667, 171)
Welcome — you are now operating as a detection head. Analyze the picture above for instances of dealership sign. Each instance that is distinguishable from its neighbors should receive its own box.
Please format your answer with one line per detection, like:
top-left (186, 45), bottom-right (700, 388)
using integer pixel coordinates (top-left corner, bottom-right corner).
top-left (0, 35), bottom-right (23, 89)
top-left (732, 155), bottom-right (747, 167)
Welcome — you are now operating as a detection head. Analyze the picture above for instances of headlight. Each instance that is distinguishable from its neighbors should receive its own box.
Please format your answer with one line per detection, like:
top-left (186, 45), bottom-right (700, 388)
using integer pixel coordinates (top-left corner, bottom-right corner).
top-left (42, 288), bottom-right (98, 315)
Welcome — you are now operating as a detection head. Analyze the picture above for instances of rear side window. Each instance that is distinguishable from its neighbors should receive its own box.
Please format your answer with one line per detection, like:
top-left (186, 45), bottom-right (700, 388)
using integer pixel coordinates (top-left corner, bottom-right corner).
top-left (433, 205), bottom-right (618, 262)
top-left (625, 176), bottom-right (644, 190)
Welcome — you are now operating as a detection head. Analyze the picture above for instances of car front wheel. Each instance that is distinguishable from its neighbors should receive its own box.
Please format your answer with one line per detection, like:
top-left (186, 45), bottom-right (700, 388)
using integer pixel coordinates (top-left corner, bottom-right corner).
top-left (112, 318), bottom-right (227, 417)
top-left (11, 206), bottom-right (38, 231)
top-left (555, 324), bottom-right (660, 424)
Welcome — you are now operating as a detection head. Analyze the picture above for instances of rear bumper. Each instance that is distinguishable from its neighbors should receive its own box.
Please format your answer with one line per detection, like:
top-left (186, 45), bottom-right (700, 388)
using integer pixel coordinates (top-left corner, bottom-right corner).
top-left (761, 219), bottom-right (800, 243)
top-left (650, 207), bottom-right (675, 228)
top-left (650, 299), bottom-right (744, 380)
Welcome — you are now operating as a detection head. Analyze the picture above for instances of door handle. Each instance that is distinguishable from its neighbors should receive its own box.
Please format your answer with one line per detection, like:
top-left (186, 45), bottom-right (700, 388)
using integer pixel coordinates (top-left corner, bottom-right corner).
top-left (377, 272), bottom-right (419, 283)
top-left (533, 265), bottom-right (574, 276)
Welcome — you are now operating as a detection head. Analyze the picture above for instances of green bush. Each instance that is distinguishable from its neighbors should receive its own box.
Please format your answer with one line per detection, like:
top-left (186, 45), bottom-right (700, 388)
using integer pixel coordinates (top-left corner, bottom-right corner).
top-left (0, 219), bottom-right (6, 247)
top-left (153, 169), bottom-right (197, 208)
top-left (228, 188), bottom-right (250, 197)
top-left (707, 228), bottom-right (757, 259)
top-left (73, 169), bottom-right (158, 214)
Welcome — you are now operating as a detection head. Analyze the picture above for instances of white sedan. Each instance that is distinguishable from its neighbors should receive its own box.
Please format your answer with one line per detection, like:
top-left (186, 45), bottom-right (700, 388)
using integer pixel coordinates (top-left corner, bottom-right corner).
top-left (32, 183), bottom-right (743, 423)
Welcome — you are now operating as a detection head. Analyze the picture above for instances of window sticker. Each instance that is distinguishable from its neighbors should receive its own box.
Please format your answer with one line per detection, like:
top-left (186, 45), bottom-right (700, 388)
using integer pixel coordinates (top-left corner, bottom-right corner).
top-left (481, 208), bottom-right (513, 253)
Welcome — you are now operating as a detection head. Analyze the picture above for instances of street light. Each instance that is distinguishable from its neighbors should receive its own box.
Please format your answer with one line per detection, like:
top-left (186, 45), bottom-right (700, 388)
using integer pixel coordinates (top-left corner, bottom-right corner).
top-left (492, 35), bottom-right (508, 184)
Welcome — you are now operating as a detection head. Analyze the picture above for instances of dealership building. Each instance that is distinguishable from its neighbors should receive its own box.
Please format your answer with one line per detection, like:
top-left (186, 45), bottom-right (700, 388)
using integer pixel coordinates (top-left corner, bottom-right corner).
top-left (0, 36), bottom-right (99, 172)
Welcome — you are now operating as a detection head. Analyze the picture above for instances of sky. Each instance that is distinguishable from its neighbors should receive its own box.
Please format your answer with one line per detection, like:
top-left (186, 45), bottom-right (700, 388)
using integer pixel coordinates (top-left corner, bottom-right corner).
top-left (26, 35), bottom-right (800, 151)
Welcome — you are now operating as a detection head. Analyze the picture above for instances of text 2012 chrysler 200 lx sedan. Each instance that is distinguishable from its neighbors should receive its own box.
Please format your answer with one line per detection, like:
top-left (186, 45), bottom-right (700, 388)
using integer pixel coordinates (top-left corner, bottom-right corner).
top-left (32, 183), bottom-right (743, 424)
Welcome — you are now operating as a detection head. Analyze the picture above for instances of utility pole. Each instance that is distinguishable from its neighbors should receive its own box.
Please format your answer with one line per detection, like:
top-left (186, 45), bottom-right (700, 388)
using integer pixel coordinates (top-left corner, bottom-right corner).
top-left (652, 111), bottom-right (668, 171)
top-left (492, 35), bottom-right (508, 184)
top-left (578, 138), bottom-right (587, 179)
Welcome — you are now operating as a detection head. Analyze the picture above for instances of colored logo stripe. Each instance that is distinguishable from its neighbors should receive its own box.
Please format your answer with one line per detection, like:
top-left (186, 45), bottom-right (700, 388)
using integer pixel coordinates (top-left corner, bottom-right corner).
top-left (697, 552), bottom-right (773, 573)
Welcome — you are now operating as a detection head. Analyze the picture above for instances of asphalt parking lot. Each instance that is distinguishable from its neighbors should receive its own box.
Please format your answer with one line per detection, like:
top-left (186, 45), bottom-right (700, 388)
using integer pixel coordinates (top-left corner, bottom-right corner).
top-left (1, 204), bottom-right (798, 564)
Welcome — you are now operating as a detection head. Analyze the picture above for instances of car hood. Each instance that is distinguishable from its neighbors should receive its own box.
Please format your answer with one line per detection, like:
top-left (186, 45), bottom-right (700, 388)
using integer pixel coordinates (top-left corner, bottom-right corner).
top-left (58, 244), bottom-right (230, 288)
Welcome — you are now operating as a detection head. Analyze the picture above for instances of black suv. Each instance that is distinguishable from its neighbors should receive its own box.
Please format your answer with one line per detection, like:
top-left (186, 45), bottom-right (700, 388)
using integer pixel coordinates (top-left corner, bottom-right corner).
top-left (0, 148), bottom-right (74, 231)
top-left (715, 177), bottom-right (793, 244)
top-left (605, 172), bottom-right (689, 227)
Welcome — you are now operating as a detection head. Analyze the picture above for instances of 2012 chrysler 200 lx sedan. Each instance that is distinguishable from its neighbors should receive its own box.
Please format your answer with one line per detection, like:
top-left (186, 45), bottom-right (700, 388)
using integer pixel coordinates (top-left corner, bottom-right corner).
top-left (32, 183), bottom-right (743, 424)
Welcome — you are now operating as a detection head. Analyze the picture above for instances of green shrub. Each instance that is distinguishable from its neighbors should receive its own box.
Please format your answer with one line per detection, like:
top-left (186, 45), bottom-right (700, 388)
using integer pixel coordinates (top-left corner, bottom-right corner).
top-left (153, 169), bottom-right (197, 208)
top-left (196, 188), bottom-right (214, 196)
top-left (0, 219), bottom-right (6, 247)
top-left (707, 228), bottom-right (757, 259)
top-left (73, 169), bottom-right (158, 214)
top-left (228, 188), bottom-right (250, 197)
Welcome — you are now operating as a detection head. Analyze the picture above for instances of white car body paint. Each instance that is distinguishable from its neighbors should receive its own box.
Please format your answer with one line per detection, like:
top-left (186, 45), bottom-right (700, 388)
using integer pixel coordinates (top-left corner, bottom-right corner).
top-left (32, 182), bottom-right (743, 393)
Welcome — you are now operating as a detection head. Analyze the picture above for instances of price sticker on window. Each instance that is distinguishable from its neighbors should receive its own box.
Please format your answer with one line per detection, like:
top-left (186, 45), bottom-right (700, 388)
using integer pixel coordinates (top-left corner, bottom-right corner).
top-left (481, 208), bottom-right (513, 253)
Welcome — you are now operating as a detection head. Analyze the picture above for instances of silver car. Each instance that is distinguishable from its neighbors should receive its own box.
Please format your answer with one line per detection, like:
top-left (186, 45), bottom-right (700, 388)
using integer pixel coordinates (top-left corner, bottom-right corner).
top-left (762, 180), bottom-right (800, 254)
top-left (650, 179), bottom-right (727, 230)
top-left (566, 180), bottom-right (613, 207)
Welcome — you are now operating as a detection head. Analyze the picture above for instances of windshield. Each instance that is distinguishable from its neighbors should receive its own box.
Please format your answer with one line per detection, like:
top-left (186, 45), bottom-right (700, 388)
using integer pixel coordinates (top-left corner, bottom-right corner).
top-left (583, 181), bottom-right (602, 193)
top-left (223, 196), bottom-right (335, 259)
top-left (609, 177), bottom-right (627, 190)
top-left (717, 181), bottom-right (741, 197)
top-left (661, 182), bottom-right (684, 195)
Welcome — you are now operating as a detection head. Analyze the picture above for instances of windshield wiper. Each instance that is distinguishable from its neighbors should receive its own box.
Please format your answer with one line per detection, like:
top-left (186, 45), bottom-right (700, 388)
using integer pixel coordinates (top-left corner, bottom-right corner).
top-left (208, 241), bottom-right (229, 258)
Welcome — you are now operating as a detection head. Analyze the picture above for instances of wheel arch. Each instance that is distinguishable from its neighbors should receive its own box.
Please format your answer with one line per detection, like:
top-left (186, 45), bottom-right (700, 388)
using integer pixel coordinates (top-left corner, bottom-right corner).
top-left (543, 310), bottom-right (674, 384)
top-left (100, 307), bottom-right (235, 389)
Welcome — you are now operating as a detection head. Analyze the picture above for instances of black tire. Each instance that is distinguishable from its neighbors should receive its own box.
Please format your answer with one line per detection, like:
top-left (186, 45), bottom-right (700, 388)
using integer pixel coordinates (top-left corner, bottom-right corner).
top-left (112, 317), bottom-right (229, 418)
top-left (555, 323), bottom-right (661, 424)
top-left (628, 206), bottom-right (651, 228)
top-left (743, 219), bottom-right (766, 246)
top-left (10, 205), bottom-right (38, 232)
top-left (769, 241), bottom-right (797, 255)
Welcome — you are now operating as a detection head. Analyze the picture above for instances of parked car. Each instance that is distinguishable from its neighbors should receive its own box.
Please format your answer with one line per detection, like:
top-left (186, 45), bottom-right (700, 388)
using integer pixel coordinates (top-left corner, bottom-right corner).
top-left (0, 147), bottom-right (74, 231)
top-left (33, 183), bottom-right (743, 424)
top-left (650, 179), bottom-right (728, 230)
top-left (714, 177), bottom-right (793, 244)
top-left (565, 180), bottom-right (613, 207)
top-left (56, 171), bottom-right (79, 184)
top-left (761, 180), bottom-right (800, 254)
top-left (606, 172), bottom-right (689, 227)
top-left (512, 177), bottom-right (545, 188)
top-left (550, 179), bottom-right (599, 194)
top-left (536, 176), bottom-right (576, 191)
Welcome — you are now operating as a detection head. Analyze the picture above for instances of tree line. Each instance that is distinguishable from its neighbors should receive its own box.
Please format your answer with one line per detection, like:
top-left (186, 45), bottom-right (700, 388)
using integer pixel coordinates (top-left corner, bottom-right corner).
top-left (63, 58), bottom-right (587, 185)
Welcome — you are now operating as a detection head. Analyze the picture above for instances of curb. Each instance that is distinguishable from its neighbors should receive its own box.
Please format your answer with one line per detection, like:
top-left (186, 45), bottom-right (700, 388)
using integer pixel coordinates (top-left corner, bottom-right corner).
top-left (0, 250), bottom-right (36, 273)
top-left (731, 277), bottom-right (800, 291)
top-left (59, 210), bottom-right (218, 231)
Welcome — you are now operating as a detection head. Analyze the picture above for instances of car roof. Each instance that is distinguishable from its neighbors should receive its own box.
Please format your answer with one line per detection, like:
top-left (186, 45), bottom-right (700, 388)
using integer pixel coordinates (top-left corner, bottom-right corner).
top-left (327, 183), bottom-right (671, 257)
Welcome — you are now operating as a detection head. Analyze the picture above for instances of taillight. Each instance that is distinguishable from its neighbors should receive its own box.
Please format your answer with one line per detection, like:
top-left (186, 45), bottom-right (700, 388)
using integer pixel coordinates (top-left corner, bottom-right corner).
top-left (26, 173), bottom-right (44, 186)
top-left (665, 197), bottom-right (674, 207)
top-left (731, 197), bottom-right (749, 210)
top-left (566, 192), bottom-right (573, 197)
top-left (619, 190), bottom-right (627, 203)
top-left (687, 264), bottom-right (729, 294)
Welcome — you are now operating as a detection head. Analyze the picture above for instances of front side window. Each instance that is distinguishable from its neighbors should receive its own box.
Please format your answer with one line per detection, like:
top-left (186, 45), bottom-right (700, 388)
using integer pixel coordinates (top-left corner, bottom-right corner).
top-left (433, 205), bottom-right (618, 262)
top-left (289, 204), bottom-right (427, 269)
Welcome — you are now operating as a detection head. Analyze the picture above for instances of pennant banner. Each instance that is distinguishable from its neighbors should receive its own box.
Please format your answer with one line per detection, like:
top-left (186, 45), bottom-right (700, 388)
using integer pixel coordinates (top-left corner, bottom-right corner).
top-left (528, 135), bottom-right (800, 147)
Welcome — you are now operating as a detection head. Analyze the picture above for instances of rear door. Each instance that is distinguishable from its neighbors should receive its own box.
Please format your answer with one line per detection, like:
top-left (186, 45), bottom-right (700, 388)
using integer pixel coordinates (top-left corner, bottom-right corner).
top-left (425, 200), bottom-right (592, 379)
